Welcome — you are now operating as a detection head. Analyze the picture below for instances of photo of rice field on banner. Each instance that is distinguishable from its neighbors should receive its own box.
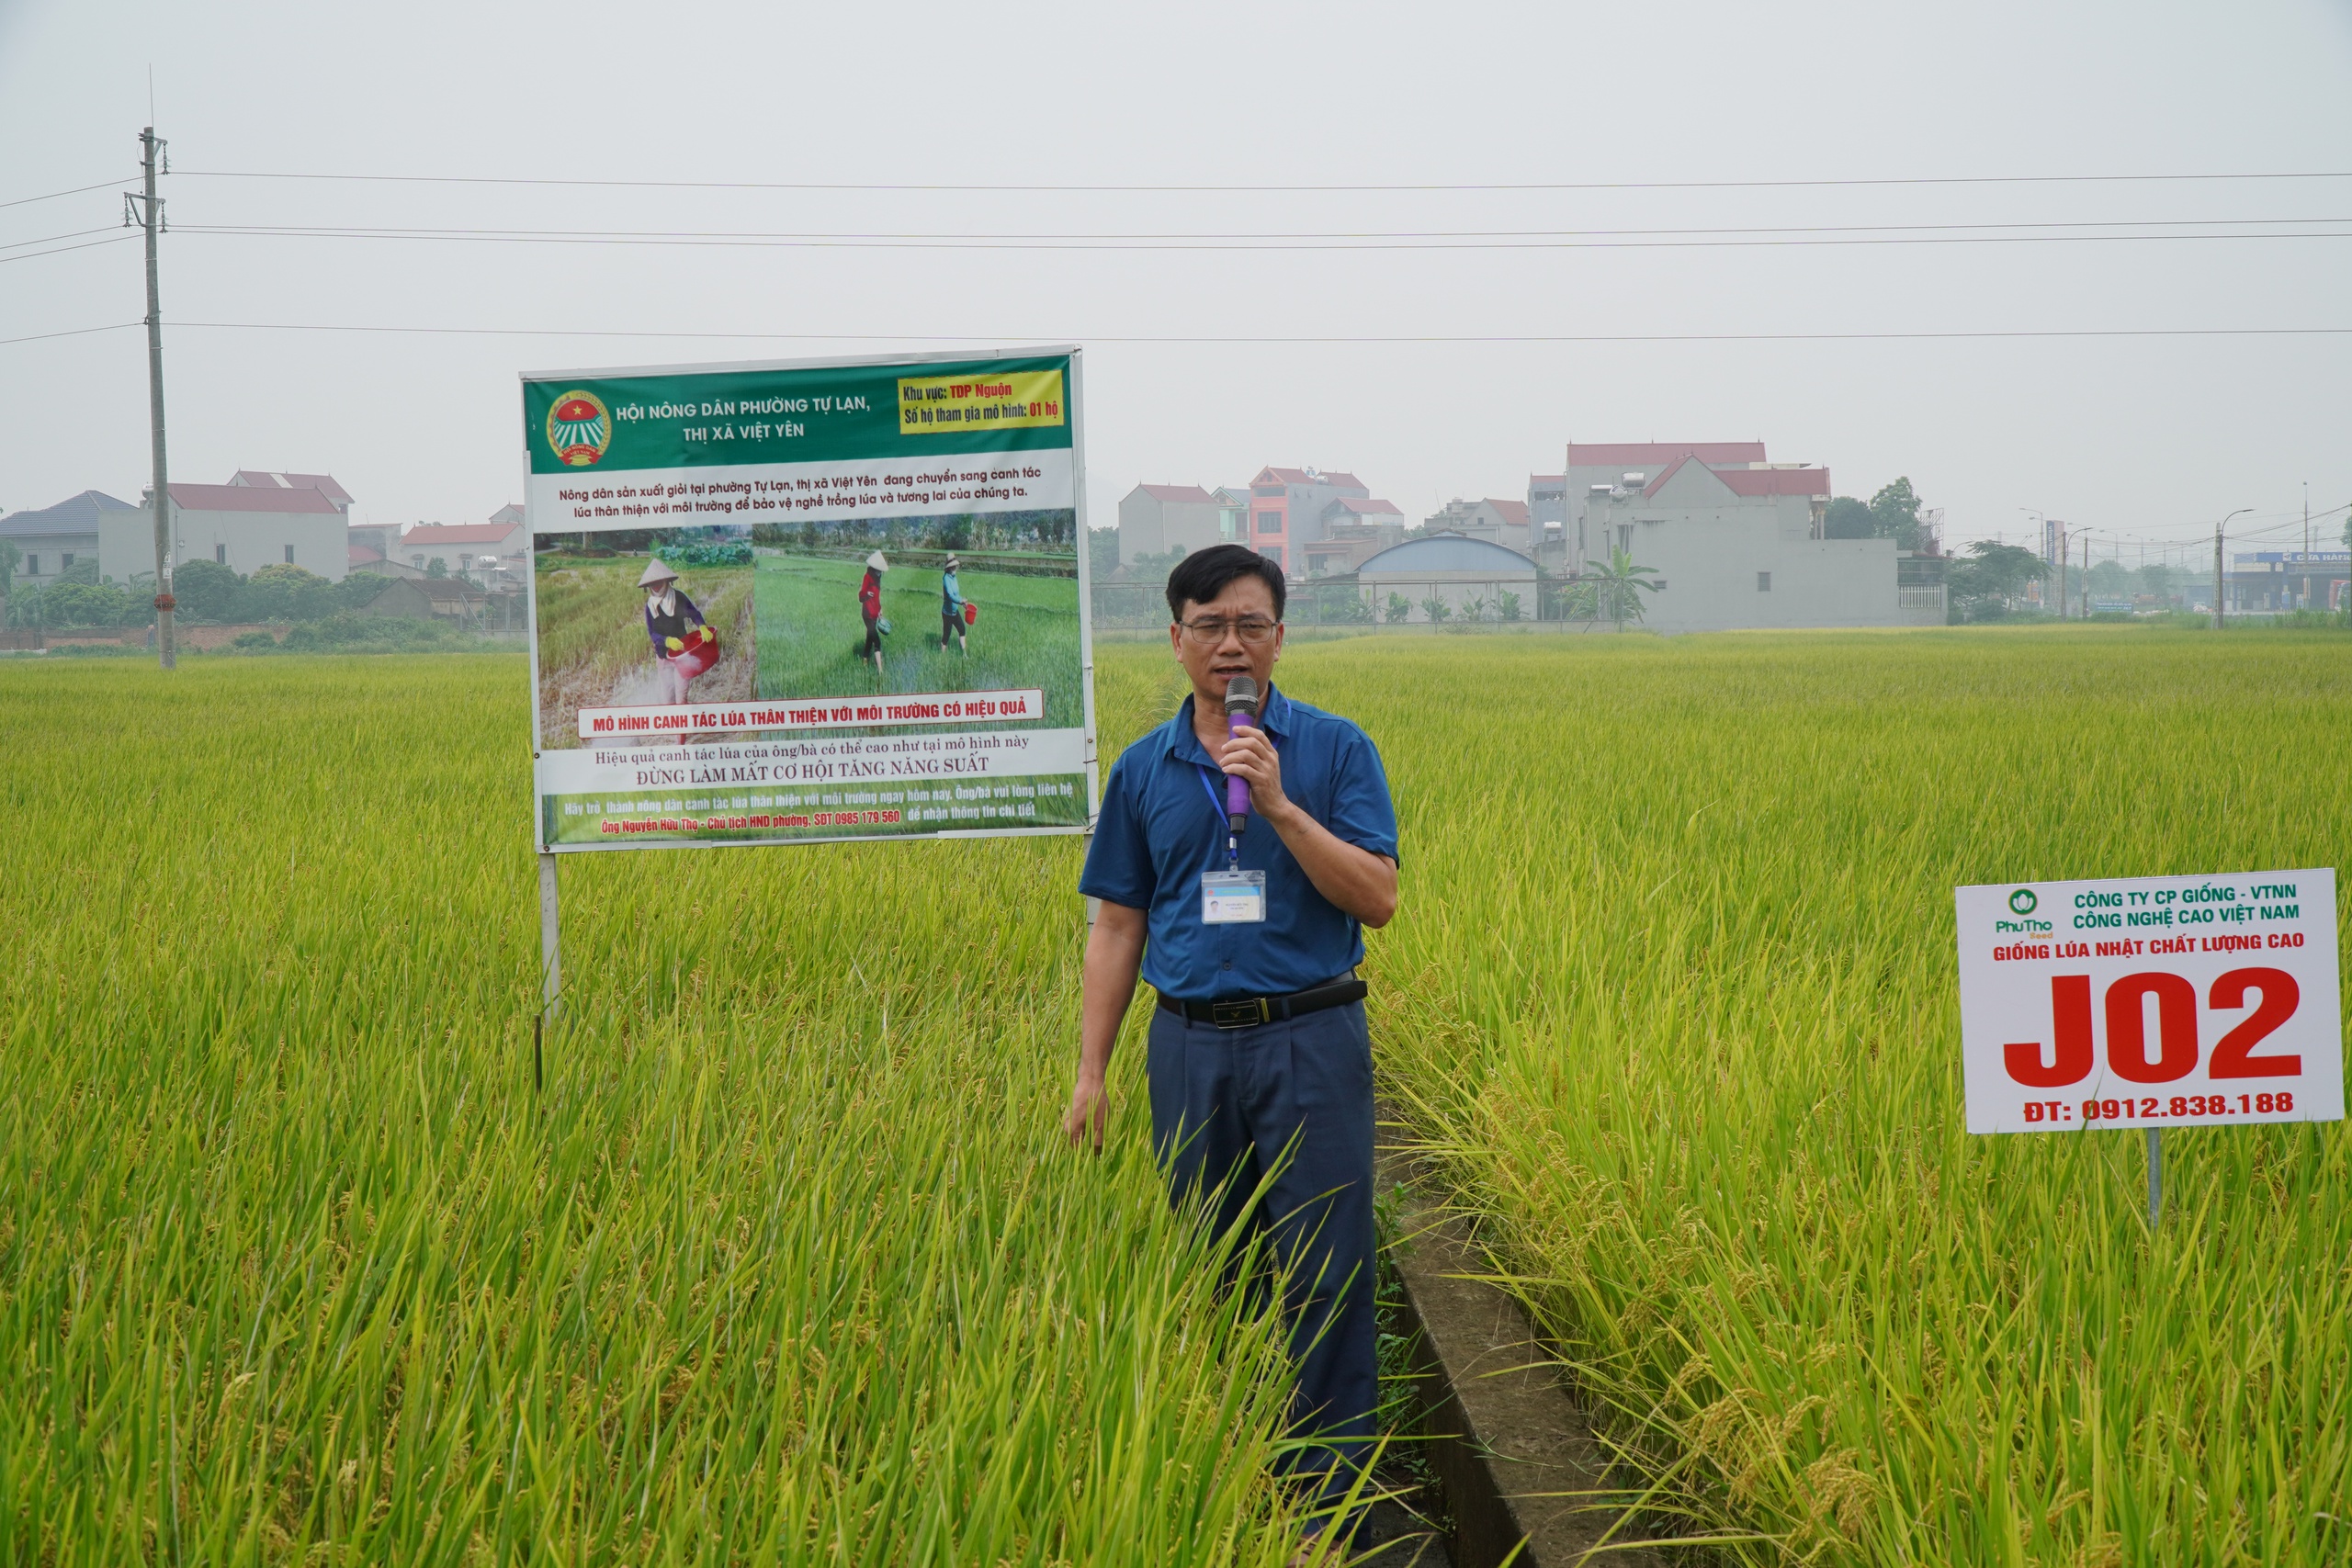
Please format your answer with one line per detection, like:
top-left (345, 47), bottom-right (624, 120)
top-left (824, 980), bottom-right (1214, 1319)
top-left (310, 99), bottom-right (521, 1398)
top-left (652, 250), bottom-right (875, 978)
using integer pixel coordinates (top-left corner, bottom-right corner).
top-left (531, 525), bottom-right (756, 750)
top-left (750, 509), bottom-right (1082, 734)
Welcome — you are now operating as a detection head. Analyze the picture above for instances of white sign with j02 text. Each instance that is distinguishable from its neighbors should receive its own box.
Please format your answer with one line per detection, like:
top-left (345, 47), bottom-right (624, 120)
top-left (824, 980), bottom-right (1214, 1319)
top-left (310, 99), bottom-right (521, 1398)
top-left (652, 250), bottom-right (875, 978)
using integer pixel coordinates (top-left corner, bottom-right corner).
top-left (1956, 869), bottom-right (2340, 1134)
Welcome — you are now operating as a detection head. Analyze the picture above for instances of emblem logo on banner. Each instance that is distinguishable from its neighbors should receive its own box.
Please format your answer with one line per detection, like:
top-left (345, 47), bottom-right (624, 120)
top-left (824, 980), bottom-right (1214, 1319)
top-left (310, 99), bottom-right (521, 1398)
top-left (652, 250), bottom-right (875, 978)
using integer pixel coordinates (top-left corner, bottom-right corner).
top-left (546, 390), bottom-right (613, 467)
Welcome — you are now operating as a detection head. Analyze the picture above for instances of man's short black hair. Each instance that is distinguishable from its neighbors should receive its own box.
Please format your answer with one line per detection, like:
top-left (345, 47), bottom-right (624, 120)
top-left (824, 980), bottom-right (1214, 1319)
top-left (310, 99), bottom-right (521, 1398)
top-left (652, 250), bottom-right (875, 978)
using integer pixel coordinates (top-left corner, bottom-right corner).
top-left (1164, 543), bottom-right (1286, 621)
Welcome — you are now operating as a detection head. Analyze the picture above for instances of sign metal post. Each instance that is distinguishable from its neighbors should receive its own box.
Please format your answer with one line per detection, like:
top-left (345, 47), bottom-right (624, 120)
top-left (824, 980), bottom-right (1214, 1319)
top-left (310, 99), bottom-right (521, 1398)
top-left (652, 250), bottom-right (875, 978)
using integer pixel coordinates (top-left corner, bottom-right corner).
top-left (536, 851), bottom-right (560, 1093)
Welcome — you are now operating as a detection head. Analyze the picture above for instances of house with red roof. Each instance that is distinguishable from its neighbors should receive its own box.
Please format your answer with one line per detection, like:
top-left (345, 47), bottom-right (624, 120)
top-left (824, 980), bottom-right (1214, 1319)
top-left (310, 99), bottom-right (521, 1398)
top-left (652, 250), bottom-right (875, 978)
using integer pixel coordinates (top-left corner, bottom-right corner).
top-left (229, 470), bottom-right (356, 513)
top-left (1118, 467), bottom-right (1388, 578)
top-left (399, 518), bottom-right (529, 585)
top-left (1555, 442), bottom-right (1829, 570)
top-left (98, 476), bottom-right (353, 583)
top-left (1234, 467), bottom-right (1376, 576)
top-left (1301, 498), bottom-right (1408, 576)
top-left (1566, 444), bottom-right (1927, 632)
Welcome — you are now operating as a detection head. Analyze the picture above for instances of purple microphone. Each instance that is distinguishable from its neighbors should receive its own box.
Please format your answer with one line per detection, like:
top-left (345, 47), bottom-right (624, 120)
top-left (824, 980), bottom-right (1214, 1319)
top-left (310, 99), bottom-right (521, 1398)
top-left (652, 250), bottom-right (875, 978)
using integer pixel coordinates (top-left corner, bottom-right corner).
top-left (1221, 673), bottom-right (1261, 833)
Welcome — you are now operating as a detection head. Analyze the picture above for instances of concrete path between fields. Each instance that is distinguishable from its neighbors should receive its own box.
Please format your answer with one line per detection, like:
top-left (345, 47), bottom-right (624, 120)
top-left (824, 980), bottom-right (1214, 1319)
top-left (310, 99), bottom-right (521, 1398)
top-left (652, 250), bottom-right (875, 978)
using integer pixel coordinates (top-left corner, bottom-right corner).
top-left (1374, 1105), bottom-right (1661, 1568)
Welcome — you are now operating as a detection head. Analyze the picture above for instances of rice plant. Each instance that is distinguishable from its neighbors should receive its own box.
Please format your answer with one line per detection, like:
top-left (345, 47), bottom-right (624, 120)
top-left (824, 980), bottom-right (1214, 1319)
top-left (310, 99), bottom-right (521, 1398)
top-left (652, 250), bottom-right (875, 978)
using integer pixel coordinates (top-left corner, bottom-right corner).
top-left (0, 654), bottom-right (1308, 1565)
top-left (1272, 625), bottom-right (2352, 1566)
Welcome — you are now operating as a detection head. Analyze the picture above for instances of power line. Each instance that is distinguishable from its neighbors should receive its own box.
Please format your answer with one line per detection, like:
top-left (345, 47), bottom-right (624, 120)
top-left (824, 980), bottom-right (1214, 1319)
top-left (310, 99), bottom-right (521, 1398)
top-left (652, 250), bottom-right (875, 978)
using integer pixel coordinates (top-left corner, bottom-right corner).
top-left (0, 321), bottom-right (141, 347)
top-left (0, 175), bottom-right (136, 210)
top-left (169, 222), bottom-right (2352, 254)
top-left (0, 225), bottom-right (121, 254)
top-left (0, 233), bottom-right (140, 266)
top-left (7, 319), bottom-right (2347, 349)
top-left (2013, 502), bottom-right (2352, 552)
top-left (173, 167), bottom-right (2352, 195)
top-left (167, 214), bottom-right (2352, 241)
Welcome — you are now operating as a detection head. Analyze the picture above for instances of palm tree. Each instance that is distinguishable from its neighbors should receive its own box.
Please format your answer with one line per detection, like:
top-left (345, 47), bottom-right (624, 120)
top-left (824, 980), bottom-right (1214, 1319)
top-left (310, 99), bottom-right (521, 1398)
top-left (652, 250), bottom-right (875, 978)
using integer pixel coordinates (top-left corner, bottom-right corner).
top-left (1552, 576), bottom-right (1600, 622)
top-left (1589, 547), bottom-right (1661, 631)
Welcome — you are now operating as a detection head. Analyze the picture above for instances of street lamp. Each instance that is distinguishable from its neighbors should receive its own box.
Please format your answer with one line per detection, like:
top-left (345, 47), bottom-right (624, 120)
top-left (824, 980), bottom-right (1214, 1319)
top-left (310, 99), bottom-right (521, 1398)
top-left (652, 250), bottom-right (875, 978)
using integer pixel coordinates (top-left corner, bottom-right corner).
top-left (2072, 527), bottom-right (2106, 620)
top-left (2213, 507), bottom-right (2253, 630)
top-left (2018, 508), bottom-right (2052, 615)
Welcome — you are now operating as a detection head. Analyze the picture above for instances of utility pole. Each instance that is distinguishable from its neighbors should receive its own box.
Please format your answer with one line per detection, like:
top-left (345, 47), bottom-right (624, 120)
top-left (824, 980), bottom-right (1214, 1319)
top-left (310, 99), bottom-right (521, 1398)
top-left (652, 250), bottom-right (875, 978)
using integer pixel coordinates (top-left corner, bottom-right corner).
top-left (130, 127), bottom-right (175, 669)
top-left (2214, 507), bottom-right (2252, 630)
top-left (2054, 521), bottom-right (2067, 619)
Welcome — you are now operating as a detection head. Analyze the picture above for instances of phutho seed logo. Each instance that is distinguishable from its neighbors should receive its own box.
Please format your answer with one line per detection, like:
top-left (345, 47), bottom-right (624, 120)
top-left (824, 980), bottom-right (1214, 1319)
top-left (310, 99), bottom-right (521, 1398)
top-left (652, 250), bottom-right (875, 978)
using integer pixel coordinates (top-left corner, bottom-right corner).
top-left (547, 390), bottom-right (612, 467)
top-left (2008, 888), bottom-right (2039, 915)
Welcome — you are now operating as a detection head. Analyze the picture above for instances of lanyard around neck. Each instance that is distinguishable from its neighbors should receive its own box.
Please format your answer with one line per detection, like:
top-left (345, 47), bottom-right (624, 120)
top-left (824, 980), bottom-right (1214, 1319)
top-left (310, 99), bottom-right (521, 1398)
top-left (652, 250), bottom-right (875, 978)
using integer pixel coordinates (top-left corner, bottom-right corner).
top-left (1193, 715), bottom-right (1273, 870)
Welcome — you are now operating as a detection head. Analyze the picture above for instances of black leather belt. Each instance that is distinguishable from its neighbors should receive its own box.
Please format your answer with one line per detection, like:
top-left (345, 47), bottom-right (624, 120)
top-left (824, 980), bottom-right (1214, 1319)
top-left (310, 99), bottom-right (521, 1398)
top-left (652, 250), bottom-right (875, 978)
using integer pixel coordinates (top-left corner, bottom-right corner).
top-left (1158, 975), bottom-right (1368, 1030)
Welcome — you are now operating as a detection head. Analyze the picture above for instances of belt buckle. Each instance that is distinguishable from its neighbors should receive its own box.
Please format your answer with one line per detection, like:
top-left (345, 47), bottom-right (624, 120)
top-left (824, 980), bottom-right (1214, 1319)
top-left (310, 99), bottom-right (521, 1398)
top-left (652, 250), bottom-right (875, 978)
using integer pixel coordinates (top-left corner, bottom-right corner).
top-left (1210, 998), bottom-right (1268, 1030)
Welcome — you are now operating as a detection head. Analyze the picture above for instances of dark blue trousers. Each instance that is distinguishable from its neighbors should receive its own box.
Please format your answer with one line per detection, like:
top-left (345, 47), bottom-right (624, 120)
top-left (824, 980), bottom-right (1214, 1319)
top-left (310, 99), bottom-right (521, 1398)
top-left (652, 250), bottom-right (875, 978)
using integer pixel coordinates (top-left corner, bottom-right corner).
top-left (1146, 998), bottom-right (1378, 1518)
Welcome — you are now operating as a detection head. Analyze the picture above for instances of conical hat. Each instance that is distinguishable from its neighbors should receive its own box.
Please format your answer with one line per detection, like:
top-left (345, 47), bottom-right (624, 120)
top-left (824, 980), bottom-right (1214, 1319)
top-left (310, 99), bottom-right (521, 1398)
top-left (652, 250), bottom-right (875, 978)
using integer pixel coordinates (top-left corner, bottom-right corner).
top-left (866, 551), bottom-right (888, 572)
top-left (638, 558), bottom-right (679, 587)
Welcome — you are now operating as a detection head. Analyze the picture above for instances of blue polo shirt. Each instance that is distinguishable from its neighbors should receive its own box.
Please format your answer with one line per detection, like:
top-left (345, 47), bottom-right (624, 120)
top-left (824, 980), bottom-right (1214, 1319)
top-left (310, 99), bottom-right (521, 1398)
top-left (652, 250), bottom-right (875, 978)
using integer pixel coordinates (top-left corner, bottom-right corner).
top-left (1080, 684), bottom-right (1398, 1000)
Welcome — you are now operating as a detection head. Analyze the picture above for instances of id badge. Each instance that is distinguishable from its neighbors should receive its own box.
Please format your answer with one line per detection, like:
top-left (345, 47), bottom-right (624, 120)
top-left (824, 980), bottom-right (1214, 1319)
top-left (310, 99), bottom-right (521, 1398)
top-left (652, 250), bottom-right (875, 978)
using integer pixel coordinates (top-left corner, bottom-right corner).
top-left (1200, 869), bottom-right (1268, 924)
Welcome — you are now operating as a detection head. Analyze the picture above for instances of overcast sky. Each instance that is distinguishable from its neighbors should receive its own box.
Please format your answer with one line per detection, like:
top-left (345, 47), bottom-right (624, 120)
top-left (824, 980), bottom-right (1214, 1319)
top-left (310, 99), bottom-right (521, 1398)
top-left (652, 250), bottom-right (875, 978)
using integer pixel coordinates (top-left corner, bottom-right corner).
top-left (4, 0), bottom-right (2348, 563)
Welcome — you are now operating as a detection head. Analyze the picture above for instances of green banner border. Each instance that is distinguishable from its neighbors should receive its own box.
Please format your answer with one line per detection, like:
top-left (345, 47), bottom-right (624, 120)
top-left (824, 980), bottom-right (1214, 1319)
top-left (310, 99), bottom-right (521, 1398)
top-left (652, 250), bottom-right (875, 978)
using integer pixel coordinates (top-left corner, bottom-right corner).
top-left (523, 351), bottom-right (1075, 475)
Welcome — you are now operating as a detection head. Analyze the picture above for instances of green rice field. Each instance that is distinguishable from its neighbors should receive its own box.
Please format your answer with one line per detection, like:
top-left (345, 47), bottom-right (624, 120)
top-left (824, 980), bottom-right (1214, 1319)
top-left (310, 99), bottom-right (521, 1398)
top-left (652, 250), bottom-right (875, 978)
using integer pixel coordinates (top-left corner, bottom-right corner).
top-left (1344, 626), bottom-right (2352, 1566)
top-left (752, 555), bottom-right (1082, 728)
top-left (0, 654), bottom-right (1303, 1565)
top-left (4, 624), bottom-right (2347, 1564)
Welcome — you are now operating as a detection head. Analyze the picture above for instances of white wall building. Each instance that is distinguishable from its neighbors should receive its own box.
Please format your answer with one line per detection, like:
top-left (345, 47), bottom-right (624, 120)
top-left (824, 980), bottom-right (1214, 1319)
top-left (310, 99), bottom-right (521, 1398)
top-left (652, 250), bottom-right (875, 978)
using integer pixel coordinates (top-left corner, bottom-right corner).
top-left (1116, 483), bottom-right (1226, 562)
top-left (1586, 455), bottom-right (1914, 633)
top-left (1558, 442), bottom-right (1835, 568)
top-left (1, 491), bottom-right (137, 586)
top-left (101, 481), bottom-right (350, 584)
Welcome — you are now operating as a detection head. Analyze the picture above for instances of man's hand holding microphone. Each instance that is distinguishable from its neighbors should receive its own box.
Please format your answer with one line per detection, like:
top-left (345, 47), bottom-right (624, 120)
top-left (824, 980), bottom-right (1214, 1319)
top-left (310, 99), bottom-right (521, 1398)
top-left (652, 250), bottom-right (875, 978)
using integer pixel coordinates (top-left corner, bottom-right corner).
top-left (1217, 673), bottom-right (1291, 832)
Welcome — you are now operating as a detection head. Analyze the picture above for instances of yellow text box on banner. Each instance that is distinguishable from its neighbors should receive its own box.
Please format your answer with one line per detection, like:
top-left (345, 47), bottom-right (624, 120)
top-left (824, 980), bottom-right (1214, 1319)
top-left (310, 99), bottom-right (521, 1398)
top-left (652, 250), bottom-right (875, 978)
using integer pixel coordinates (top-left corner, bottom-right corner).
top-left (898, 369), bottom-right (1065, 433)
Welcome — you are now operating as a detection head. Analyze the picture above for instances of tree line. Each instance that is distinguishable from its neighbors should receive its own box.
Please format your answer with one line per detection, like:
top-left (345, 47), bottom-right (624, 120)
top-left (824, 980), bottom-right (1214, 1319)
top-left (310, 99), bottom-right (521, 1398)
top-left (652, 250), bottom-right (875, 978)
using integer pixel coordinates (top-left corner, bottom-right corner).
top-left (0, 554), bottom-right (409, 629)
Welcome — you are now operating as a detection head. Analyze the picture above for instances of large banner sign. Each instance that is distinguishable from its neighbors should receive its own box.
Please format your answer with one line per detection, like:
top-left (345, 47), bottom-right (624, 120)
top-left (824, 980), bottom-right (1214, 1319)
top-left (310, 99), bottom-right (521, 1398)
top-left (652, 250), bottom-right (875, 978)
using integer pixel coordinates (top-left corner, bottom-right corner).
top-left (1956, 870), bottom-right (2341, 1134)
top-left (521, 348), bottom-right (1096, 852)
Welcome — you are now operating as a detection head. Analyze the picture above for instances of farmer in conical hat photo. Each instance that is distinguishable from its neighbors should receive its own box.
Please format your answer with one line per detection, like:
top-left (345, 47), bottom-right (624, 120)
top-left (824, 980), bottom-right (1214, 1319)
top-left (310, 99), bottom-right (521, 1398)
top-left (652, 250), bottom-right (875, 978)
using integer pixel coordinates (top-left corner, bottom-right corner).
top-left (858, 550), bottom-right (888, 680)
top-left (640, 558), bottom-right (711, 704)
top-left (939, 554), bottom-right (970, 656)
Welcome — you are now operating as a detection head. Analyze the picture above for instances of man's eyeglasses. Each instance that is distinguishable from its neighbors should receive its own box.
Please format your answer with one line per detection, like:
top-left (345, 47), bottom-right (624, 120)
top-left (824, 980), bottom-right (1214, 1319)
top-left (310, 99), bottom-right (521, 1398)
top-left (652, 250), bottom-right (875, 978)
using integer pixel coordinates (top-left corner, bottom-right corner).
top-left (1178, 617), bottom-right (1280, 646)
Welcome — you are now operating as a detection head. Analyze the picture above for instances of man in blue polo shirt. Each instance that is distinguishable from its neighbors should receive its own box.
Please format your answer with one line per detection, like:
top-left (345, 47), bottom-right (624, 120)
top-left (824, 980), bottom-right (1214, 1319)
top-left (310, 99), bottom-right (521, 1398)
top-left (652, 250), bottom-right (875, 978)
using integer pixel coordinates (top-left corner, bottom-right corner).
top-left (1065, 543), bottom-right (1398, 1549)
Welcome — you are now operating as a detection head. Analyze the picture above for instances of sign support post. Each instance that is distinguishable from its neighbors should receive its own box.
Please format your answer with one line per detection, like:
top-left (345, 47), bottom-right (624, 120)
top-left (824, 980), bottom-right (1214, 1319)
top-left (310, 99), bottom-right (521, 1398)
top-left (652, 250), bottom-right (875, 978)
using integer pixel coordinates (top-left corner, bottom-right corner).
top-left (537, 851), bottom-right (560, 1093)
top-left (537, 851), bottom-right (561, 1016)
top-left (2145, 1127), bottom-right (2162, 1227)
